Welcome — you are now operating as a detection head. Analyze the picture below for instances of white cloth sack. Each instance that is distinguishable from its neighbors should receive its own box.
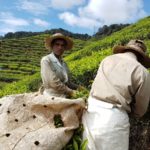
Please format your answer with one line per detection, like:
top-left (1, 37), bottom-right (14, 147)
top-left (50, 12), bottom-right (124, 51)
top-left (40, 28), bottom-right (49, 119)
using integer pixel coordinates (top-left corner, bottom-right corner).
top-left (82, 96), bottom-right (130, 150)
top-left (0, 93), bottom-right (85, 150)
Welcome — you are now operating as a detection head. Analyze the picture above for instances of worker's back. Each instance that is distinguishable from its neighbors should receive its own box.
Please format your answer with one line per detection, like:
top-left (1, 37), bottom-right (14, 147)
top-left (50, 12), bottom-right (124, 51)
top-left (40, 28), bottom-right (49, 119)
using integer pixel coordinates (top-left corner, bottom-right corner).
top-left (90, 52), bottom-right (150, 116)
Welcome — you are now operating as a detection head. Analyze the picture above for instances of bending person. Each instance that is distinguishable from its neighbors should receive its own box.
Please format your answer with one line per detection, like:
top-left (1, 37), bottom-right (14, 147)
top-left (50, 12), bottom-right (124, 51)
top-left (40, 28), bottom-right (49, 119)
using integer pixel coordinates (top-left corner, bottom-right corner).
top-left (82, 39), bottom-right (150, 150)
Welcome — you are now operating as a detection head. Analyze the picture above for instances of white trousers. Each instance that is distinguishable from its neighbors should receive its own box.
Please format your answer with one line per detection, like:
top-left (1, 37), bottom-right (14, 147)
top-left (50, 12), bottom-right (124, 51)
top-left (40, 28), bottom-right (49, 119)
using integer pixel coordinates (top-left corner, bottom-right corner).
top-left (82, 96), bottom-right (130, 150)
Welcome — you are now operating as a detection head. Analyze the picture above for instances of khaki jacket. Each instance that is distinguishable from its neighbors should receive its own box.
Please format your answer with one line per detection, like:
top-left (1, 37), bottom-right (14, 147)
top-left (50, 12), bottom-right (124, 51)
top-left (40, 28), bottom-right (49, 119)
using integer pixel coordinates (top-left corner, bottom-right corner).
top-left (41, 53), bottom-right (76, 97)
top-left (90, 52), bottom-right (150, 117)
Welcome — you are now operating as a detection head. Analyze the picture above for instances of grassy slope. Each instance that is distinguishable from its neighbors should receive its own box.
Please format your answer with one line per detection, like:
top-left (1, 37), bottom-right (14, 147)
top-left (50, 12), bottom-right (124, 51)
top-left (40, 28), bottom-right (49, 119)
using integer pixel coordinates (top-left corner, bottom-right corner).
top-left (0, 16), bottom-right (150, 149)
top-left (0, 16), bottom-right (150, 95)
top-left (65, 16), bottom-right (150, 87)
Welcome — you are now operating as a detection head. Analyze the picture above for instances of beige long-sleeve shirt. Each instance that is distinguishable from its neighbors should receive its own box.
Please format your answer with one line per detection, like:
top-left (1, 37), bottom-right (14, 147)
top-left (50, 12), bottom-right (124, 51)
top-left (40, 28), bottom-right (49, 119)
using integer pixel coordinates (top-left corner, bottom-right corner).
top-left (90, 52), bottom-right (150, 117)
top-left (41, 53), bottom-right (73, 97)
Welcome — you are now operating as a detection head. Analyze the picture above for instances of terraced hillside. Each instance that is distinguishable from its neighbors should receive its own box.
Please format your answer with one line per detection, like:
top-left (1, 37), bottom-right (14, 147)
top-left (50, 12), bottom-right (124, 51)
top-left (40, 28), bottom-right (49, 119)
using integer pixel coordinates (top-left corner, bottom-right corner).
top-left (0, 34), bottom-right (46, 87)
top-left (0, 16), bottom-right (150, 149)
top-left (0, 34), bottom-right (87, 96)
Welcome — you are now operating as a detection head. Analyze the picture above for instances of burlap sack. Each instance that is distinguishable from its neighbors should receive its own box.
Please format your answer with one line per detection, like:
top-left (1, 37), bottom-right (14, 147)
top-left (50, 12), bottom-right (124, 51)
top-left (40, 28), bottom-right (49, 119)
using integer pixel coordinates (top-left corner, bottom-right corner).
top-left (0, 93), bottom-right (85, 150)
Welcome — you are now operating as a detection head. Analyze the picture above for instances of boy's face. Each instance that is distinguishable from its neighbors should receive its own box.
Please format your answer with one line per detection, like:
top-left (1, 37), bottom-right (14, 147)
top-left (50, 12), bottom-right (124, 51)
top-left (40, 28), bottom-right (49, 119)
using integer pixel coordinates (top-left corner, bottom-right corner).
top-left (52, 39), bottom-right (66, 56)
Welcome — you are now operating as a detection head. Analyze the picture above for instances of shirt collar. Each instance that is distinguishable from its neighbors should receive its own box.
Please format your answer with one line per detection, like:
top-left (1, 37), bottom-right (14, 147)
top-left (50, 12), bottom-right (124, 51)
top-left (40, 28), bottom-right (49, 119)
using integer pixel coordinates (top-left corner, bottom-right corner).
top-left (123, 52), bottom-right (137, 60)
top-left (48, 52), bottom-right (64, 67)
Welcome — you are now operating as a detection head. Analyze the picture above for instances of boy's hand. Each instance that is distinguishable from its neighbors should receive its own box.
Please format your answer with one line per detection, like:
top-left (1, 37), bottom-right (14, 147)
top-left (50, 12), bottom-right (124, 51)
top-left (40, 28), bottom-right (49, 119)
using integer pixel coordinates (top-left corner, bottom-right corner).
top-left (68, 90), bottom-right (77, 98)
top-left (77, 85), bottom-right (85, 91)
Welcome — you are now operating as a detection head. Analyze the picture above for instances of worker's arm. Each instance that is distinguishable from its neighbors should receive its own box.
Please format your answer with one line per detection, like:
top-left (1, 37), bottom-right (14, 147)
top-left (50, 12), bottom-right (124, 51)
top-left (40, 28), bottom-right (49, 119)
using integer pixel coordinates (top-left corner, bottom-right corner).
top-left (133, 66), bottom-right (150, 117)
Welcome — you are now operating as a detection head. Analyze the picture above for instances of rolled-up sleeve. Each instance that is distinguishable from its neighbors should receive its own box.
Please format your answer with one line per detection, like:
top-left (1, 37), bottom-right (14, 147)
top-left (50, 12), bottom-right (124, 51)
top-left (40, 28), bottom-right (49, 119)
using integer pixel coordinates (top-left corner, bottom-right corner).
top-left (133, 67), bottom-right (150, 117)
top-left (41, 57), bottom-right (73, 95)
